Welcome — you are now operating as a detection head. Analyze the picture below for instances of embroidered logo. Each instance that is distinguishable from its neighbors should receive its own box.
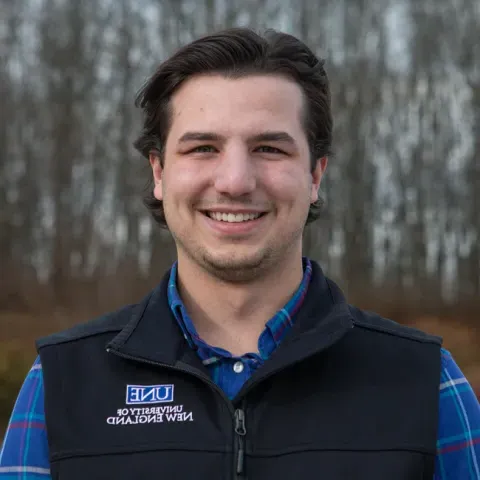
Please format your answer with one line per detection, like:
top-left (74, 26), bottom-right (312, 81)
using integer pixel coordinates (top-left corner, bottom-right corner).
top-left (126, 384), bottom-right (174, 405)
top-left (106, 384), bottom-right (194, 426)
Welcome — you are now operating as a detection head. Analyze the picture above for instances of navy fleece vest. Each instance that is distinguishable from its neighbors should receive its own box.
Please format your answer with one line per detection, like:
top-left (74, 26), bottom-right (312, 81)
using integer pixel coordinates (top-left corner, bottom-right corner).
top-left (37, 262), bottom-right (442, 479)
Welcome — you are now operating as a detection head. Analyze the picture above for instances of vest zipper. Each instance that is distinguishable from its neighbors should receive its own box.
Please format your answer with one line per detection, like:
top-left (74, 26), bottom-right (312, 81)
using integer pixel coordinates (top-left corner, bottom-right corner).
top-left (234, 408), bottom-right (247, 477)
top-left (106, 347), bottom-right (247, 478)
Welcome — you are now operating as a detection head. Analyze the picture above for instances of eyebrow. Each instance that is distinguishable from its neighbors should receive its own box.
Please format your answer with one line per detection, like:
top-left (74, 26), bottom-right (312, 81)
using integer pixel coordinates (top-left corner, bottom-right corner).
top-left (177, 131), bottom-right (297, 146)
top-left (249, 131), bottom-right (296, 145)
top-left (177, 132), bottom-right (225, 143)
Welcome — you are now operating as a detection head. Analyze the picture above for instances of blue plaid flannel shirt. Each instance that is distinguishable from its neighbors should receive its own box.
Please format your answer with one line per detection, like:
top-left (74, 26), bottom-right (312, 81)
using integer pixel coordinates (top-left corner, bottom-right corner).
top-left (1, 259), bottom-right (480, 478)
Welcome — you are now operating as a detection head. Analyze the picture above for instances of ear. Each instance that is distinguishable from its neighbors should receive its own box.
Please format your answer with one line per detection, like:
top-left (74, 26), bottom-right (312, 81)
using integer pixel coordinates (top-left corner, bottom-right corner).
top-left (149, 152), bottom-right (164, 201)
top-left (310, 156), bottom-right (328, 203)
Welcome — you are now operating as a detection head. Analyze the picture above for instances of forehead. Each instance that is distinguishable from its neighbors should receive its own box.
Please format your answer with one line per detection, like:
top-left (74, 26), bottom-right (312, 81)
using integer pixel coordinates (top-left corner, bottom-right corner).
top-left (167, 74), bottom-right (306, 138)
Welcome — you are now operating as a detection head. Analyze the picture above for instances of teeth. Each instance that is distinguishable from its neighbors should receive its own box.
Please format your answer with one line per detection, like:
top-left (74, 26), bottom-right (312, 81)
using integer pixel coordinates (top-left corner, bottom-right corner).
top-left (207, 212), bottom-right (262, 222)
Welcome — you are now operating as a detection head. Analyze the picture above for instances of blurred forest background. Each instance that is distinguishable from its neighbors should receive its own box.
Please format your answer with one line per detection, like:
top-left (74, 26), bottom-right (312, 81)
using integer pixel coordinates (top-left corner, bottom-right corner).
top-left (1, 0), bottom-right (479, 436)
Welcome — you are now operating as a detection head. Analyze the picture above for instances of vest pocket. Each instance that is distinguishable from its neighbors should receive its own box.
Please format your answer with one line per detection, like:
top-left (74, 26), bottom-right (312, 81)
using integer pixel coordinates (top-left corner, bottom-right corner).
top-left (247, 449), bottom-right (431, 480)
top-left (52, 447), bottom-right (230, 480)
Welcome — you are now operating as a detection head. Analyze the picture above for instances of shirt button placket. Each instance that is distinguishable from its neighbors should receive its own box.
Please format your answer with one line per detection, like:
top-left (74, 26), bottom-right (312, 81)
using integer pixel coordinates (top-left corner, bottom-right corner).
top-left (233, 361), bottom-right (244, 373)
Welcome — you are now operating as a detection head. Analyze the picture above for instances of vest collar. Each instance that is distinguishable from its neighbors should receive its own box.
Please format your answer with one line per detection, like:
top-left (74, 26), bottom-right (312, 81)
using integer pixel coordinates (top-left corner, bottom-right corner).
top-left (106, 260), bottom-right (354, 372)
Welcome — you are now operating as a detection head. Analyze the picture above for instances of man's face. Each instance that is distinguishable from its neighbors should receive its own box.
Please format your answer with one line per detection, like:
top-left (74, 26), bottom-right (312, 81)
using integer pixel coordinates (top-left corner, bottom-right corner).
top-left (150, 74), bottom-right (327, 282)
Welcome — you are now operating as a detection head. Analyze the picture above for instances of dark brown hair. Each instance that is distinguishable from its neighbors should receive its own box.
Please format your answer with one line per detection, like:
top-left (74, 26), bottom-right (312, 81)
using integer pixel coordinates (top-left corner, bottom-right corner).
top-left (133, 28), bottom-right (332, 228)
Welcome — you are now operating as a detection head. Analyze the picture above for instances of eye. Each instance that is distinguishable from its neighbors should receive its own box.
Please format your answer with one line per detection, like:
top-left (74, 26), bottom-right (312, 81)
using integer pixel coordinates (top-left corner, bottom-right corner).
top-left (255, 146), bottom-right (284, 154)
top-left (190, 145), bottom-right (217, 153)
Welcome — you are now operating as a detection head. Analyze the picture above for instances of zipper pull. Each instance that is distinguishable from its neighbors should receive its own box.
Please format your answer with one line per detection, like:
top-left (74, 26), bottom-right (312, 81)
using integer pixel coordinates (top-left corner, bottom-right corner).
top-left (234, 409), bottom-right (247, 475)
top-left (235, 409), bottom-right (246, 436)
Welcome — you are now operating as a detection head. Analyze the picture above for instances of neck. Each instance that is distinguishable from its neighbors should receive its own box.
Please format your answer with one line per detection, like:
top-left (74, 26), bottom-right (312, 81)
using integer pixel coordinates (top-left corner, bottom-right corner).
top-left (175, 253), bottom-right (304, 356)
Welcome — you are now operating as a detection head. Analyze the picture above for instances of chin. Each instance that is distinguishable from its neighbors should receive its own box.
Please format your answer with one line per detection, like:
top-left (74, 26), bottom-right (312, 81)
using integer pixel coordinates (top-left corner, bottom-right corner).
top-left (200, 250), bottom-right (273, 283)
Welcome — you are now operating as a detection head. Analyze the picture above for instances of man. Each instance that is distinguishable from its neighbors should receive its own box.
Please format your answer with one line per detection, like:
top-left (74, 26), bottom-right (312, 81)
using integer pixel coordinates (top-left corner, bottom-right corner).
top-left (1, 28), bottom-right (479, 479)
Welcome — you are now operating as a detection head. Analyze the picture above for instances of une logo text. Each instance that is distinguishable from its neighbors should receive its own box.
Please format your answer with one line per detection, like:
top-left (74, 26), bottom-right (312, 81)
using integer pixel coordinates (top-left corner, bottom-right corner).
top-left (126, 384), bottom-right (174, 405)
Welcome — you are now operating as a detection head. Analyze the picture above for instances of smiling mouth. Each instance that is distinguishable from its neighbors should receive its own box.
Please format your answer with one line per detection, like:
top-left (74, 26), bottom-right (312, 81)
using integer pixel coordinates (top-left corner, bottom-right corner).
top-left (203, 211), bottom-right (266, 223)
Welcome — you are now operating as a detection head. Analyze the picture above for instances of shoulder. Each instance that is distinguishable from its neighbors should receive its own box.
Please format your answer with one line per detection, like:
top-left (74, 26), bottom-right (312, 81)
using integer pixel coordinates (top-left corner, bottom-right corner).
top-left (439, 348), bottom-right (479, 401)
top-left (0, 357), bottom-right (50, 471)
top-left (436, 348), bottom-right (480, 477)
top-left (348, 304), bottom-right (442, 346)
top-left (35, 300), bottom-right (146, 350)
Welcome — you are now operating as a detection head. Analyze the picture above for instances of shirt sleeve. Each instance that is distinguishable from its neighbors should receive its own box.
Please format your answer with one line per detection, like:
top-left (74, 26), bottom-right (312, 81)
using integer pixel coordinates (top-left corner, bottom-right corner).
top-left (0, 356), bottom-right (51, 479)
top-left (434, 348), bottom-right (480, 479)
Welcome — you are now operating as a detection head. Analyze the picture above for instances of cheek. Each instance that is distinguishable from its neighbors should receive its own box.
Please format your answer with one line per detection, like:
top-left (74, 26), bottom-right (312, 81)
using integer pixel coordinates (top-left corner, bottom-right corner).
top-left (261, 165), bottom-right (311, 205)
top-left (163, 161), bottom-right (210, 201)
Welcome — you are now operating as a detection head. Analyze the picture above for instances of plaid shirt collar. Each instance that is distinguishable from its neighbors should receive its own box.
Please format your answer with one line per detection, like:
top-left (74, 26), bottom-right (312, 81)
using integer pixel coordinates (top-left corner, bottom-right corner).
top-left (167, 258), bottom-right (312, 359)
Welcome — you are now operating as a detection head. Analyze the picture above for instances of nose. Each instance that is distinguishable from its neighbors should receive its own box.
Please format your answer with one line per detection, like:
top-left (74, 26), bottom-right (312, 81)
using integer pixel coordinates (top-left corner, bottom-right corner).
top-left (213, 145), bottom-right (256, 197)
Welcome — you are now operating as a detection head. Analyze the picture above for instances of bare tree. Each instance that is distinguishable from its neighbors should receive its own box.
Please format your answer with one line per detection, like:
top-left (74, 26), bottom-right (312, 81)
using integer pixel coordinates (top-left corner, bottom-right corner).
top-left (0, 0), bottom-right (479, 316)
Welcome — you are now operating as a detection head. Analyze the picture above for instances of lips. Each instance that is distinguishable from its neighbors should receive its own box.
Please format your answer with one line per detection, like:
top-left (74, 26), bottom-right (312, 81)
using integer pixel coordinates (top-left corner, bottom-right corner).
top-left (205, 212), bottom-right (263, 223)
top-left (200, 209), bottom-right (268, 236)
